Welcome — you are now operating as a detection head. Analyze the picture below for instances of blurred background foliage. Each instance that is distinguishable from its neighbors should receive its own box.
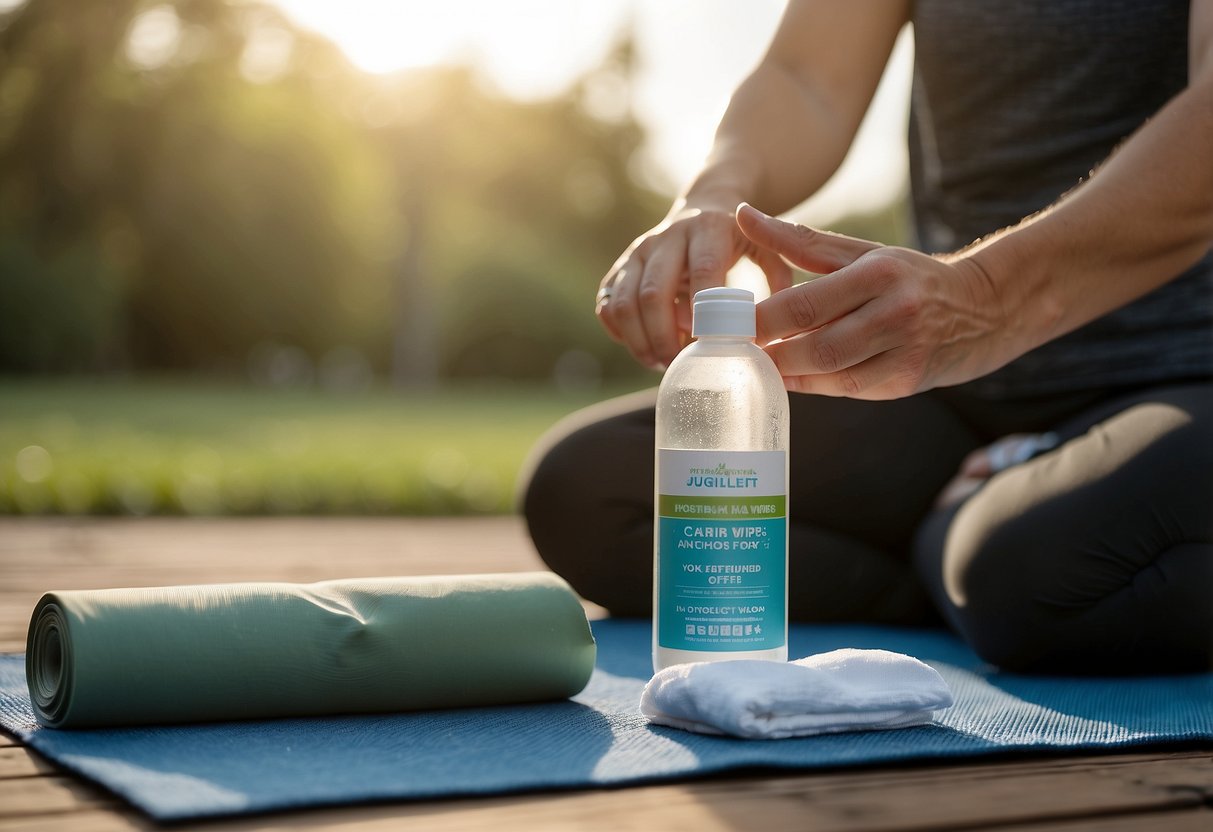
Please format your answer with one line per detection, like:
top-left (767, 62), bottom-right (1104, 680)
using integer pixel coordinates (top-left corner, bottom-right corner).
top-left (0, 0), bottom-right (668, 384)
top-left (0, 0), bottom-right (906, 515)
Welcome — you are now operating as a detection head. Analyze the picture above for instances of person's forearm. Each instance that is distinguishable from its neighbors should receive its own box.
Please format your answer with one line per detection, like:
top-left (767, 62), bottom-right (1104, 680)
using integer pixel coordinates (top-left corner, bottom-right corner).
top-left (958, 72), bottom-right (1213, 368)
top-left (679, 63), bottom-right (857, 216)
top-left (677, 1), bottom-right (910, 218)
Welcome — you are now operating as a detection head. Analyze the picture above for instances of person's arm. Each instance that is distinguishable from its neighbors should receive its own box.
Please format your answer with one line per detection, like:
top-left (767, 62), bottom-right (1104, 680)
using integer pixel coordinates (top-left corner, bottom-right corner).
top-left (598, 1), bottom-right (910, 369)
top-left (681, 0), bottom-right (909, 218)
top-left (742, 1), bottom-right (1213, 399)
top-left (958, 0), bottom-right (1213, 367)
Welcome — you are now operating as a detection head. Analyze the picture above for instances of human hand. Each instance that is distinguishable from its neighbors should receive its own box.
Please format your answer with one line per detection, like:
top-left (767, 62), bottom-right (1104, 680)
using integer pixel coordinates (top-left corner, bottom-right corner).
top-left (737, 203), bottom-right (1008, 399)
top-left (596, 204), bottom-right (794, 369)
top-left (933, 433), bottom-right (1061, 508)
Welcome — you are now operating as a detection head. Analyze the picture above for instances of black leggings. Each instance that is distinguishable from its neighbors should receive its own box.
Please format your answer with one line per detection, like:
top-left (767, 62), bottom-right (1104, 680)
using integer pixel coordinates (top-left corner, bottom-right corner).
top-left (521, 382), bottom-right (1213, 674)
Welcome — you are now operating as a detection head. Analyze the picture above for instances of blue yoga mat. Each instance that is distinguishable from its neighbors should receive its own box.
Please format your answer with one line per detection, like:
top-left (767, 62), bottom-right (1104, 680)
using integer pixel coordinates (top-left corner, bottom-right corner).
top-left (2, 619), bottom-right (1211, 821)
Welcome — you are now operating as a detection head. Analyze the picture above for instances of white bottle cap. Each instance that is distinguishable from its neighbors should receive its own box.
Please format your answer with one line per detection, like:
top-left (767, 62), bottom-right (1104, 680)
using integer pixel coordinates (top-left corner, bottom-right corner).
top-left (692, 287), bottom-right (756, 338)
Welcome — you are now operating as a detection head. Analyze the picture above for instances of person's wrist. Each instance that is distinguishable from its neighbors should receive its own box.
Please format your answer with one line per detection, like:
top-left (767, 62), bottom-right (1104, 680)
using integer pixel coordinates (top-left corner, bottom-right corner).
top-left (671, 189), bottom-right (745, 219)
top-left (678, 150), bottom-right (763, 217)
top-left (950, 230), bottom-right (1059, 372)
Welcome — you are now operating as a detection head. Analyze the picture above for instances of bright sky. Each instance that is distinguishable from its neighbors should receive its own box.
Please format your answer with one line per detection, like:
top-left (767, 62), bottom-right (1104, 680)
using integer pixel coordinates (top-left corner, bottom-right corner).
top-left (272, 0), bottom-right (913, 227)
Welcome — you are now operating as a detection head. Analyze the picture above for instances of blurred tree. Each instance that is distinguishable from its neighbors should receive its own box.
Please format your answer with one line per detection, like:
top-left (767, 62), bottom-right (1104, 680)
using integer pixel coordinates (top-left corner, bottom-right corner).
top-left (0, 2), bottom-right (939, 389)
top-left (0, 0), bottom-right (398, 374)
top-left (371, 39), bottom-right (667, 384)
top-left (0, 0), bottom-right (670, 383)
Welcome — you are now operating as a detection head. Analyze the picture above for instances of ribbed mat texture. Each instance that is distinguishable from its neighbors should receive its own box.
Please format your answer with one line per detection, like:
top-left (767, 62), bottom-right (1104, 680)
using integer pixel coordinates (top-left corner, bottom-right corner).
top-left (2, 619), bottom-right (1210, 821)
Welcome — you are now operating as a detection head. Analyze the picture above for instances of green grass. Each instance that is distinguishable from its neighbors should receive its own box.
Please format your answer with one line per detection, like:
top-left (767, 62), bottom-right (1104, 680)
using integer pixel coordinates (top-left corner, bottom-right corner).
top-left (0, 378), bottom-right (645, 516)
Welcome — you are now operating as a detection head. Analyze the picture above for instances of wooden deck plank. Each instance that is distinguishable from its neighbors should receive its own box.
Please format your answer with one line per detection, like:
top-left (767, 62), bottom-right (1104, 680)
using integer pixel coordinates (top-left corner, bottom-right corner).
top-left (0, 745), bottom-right (55, 778)
top-left (2, 742), bottom-right (1208, 832)
top-left (0, 813), bottom-right (145, 832)
top-left (0, 518), bottom-right (1209, 831)
top-left (0, 517), bottom-right (544, 584)
top-left (986, 808), bottom-right (1213, 832)
top-left (137, 752), bottom-right (1213, 832)
top-left (0, 776), bottom-right (121, 817)
top-left (9, 811), bottom-right (1208, 832)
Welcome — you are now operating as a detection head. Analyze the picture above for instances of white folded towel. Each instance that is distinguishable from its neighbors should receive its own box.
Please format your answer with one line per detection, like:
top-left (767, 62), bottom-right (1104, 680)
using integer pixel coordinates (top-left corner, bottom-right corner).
top-left (640, 649), bottom-right (954, 740)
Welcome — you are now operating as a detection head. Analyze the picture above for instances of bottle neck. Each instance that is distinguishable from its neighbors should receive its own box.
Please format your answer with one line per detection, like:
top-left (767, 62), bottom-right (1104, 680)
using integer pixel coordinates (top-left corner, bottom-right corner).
top-left (694, 334), bottom-right (754, 344)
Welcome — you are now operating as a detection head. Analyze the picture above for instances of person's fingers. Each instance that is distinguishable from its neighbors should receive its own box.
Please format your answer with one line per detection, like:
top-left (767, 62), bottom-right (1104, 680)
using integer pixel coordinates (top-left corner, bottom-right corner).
top-left (637, 243), bottom-right (687, 367)
top-left (600, 208), bottom-right (827, 370)
top-left (781, 348), bottom-right (916, 400)
top-left (755, 265), bottom-right (878, 346)
top-left (934, 475), bottom-right (985, 509)
top-left (937, 434), bottom-right (1052, 509)
top-left (755, 240), bottom-right (917, 347)
top-left (958, 447), bottom-right (995, 478)
top-left (762, 304), bottom-right (894, 378)
top-left (595, 245), bottom-right (639, 343)
top-left (595, 270), bottom-right (625, 343)
top-left (685, 222), bottom-right (733, 300)
top-left (674, 294), bottom-right (693, 334)
top-left (985, 433), bottom-right (1055, 473)
top-left (751, 244), bottom-right (794, 295)
top-left (736, 203), bottom-right (880, 274)
top-left (599, 257), bottom-right (655, 366)
top-left (952, 433), bottom-right (1058, 486)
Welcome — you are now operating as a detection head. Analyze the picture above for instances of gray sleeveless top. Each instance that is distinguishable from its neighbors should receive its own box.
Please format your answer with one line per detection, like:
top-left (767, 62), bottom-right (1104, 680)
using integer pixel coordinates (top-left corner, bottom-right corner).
top-left (909, 0), bottom-right (1212, 397)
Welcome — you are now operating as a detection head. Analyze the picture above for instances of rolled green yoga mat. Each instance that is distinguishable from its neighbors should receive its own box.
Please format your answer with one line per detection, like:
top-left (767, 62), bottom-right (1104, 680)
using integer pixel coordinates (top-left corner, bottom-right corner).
top-left (25, 572), bottom-right (596, 729)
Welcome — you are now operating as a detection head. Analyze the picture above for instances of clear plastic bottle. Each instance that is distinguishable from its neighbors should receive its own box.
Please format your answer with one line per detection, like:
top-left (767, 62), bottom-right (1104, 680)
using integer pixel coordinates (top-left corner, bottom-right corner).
top-left (653, 287), bottom-right (790, 672)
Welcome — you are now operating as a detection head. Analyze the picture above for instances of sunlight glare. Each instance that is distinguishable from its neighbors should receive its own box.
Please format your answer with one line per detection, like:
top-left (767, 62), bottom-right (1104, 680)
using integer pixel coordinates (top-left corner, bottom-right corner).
top-left (126, 5), bottom-right (183, 71)
top-left (277, 1), bottom-right (462, 74)
top-left (272, 0), bottom-right (912, 225)
top-left (274, 0), bottom-right (627, 96)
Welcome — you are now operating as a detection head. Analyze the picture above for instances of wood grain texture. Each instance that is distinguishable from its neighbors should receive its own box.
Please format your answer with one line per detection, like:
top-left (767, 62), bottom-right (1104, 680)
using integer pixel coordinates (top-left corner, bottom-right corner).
top-left (980, 808), bottom-right (1213, 832)
top-left (0, 745), bottom-right (55, 778)
top-left (0, 815), bottom-right (145, 832)
top-left (5, 751), bottom-right (1208, 832)
top-left (0, 776), bottom-right (120, 817)
top-left (0, 518), bottom-right (1209, 831)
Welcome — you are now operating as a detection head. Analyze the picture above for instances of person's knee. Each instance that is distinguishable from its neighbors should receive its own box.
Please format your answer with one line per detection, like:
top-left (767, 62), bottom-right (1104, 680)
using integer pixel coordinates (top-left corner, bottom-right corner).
top-left (518, 390), bottom-right (656, 528)
top-left (939, 509), bottom-right (1213, 674)
top-left (519, 426), bottom-right (581, 542)
top-left (939, 520), bottom-right (1060, 672)
top-left (521, 421), bottom-right (615, 570)
top-left (928, 463), bottom-right (1098, 672)
top-left (520, 408), bottom-right (655, 616)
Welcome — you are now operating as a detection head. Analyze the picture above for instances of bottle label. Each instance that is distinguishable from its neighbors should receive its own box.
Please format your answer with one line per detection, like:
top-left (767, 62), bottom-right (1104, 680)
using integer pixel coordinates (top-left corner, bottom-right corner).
top-left (656, 448), bottom-right (786, 652)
